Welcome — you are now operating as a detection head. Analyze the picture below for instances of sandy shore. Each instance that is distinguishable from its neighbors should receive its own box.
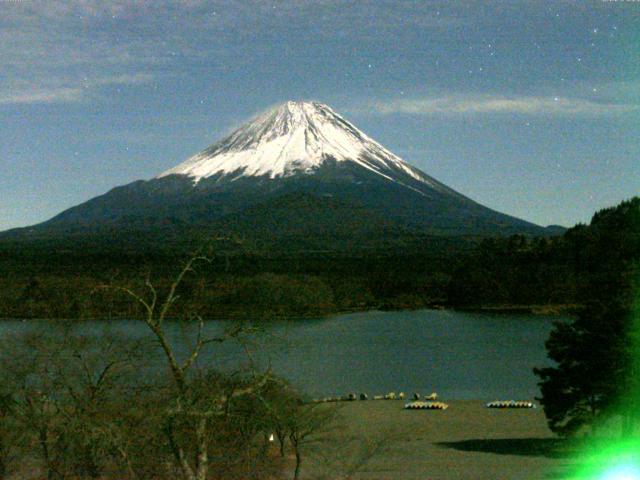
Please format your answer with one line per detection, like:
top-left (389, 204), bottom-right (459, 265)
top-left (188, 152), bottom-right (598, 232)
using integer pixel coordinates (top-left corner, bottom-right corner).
top-left (301, 400), bottom-right (576, 480)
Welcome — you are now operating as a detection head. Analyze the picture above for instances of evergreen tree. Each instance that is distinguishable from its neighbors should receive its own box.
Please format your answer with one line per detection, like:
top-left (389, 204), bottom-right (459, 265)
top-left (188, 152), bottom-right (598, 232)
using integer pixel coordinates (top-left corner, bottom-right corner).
top-left (535, 198), bottom-right (640, 437)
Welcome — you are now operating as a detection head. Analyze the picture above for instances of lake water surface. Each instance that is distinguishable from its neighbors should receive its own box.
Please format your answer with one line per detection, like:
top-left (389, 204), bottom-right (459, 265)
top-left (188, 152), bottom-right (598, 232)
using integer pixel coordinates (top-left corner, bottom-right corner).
top-left (0, 309), bottom-right (561, 400)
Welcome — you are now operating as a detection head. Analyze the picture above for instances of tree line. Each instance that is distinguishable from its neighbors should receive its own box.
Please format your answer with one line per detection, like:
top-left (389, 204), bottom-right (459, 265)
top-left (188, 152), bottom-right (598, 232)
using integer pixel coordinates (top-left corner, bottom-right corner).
top-left (0, 213), bottom-right (619, 321)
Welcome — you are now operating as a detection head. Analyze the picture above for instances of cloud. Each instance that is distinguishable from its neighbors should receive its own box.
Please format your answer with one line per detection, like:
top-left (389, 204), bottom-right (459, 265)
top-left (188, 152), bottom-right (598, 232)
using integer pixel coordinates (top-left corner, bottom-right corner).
top-left (0, 73), bottom-right (154, 105)
top-left (369, 95), bottom-right (639, 116)
top-left (0, 0), bottom-right (469, 105)
top-left (92, 73), bottom-right (154, 87)
top-left (0, 1), bottom-right (168, 105)
top-left (0, 88), bottom-right (83, 105)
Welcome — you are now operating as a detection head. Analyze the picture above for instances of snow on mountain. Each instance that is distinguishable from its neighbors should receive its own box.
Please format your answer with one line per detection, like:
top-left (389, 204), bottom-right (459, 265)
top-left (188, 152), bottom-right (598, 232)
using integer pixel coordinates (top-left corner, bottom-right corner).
top-left (158, 101), bottom-right (447, 193)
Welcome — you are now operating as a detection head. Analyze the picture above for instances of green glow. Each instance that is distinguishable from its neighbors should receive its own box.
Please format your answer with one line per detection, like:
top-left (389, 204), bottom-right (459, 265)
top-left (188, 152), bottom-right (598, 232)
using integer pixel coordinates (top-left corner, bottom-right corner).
top-left (601, 464), bottom-right (640, 480)
top-left (563, 271), bottom-right (640, 480)
top-left (568, 439), bottom-right (640, 479)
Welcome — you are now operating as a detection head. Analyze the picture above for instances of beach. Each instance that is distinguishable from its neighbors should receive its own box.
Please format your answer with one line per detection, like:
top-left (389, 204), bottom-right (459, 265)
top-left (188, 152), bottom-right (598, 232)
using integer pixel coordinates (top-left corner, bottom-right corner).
top-left (302, 400), bottom-right (574, 480)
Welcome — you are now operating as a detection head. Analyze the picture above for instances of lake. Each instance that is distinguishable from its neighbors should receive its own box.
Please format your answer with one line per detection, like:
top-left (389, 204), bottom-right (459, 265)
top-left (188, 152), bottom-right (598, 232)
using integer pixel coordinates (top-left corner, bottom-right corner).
top-left (0, 309), bottom-right (561, 400)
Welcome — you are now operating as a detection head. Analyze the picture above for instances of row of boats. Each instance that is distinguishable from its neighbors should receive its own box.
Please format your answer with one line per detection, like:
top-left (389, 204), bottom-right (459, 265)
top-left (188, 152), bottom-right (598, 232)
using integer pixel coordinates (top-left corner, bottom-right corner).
top-left (485, 400), bottom-right (536, 409)
top-left (404, 401), bottom-right (449, 410)
top-left (403, 400), bottom-right (536, 410)
top-left (310, 392), bottom-right (536, 410)
top-left (311, 392), bottom-right (439, 403)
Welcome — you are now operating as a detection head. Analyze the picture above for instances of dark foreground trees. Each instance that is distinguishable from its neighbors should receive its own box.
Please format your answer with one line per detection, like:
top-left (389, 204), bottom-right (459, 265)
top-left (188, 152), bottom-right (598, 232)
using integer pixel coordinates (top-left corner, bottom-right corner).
top-left (0, 256), bottom-right (357, 479)
top-left (535, 198), bottom-right (640, 437)
top-left (0, 328), bottom-right (301, 479)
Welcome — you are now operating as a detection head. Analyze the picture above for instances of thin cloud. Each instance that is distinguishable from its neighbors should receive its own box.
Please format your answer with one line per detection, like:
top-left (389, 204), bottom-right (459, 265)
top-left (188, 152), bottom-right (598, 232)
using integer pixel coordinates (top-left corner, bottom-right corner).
top-left (92, 73), bottom-right (154, 86)
top-left (370, 95), bottom-right (639, 116)
top-left (0, 88), bottom-right (83, 105)
top-left (0, 73), bottom-right (154, 105)
top-left (0, 0), bottom-right (467, 106)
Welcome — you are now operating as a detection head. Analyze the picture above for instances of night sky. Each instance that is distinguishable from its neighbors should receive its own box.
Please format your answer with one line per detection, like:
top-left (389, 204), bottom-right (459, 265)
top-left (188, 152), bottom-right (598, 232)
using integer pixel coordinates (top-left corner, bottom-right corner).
top-left (1, 0), bottom-right (639, 231)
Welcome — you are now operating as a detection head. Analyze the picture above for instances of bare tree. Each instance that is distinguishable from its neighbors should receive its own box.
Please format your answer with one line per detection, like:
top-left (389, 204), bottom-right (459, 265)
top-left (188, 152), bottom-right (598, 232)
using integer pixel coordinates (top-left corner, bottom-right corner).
top-left (1, 327), bottom-right (151, 480)
top-left (328, 434), bottom-right (402, 480)
top-left (109, 255), bottom-right (271, 480)
top-left (285, 403), bottom-right (337, 480)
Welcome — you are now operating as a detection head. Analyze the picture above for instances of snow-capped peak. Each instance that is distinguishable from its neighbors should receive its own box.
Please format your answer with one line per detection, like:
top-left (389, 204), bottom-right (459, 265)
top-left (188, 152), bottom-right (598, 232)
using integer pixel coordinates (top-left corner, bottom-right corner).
top-left (158, 100), bottom-right (442, 191)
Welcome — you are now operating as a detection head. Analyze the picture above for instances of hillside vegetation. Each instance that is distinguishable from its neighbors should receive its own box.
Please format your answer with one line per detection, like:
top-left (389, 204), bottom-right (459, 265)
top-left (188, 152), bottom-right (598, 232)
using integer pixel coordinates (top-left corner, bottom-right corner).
top-left (0, 197), bottom-right (637, 321)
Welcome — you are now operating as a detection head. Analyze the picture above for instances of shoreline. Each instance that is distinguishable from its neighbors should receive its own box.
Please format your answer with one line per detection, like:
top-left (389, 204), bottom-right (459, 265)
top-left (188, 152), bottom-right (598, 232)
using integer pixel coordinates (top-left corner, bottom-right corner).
top-left (451, 303), bottom-right (581, 316)
top-left (0, 303), bottom-right (579, 322)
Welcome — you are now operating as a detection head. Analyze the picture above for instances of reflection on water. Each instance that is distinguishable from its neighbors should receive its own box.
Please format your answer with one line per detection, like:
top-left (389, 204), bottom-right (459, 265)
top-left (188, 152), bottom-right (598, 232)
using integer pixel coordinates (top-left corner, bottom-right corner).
top-left (0, 309), bottom-right (559, 400)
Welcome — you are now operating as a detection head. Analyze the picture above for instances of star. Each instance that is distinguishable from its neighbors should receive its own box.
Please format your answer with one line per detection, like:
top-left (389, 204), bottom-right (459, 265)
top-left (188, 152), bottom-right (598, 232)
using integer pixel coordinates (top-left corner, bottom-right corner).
top-left (592, 28), bottom-right (598, 34)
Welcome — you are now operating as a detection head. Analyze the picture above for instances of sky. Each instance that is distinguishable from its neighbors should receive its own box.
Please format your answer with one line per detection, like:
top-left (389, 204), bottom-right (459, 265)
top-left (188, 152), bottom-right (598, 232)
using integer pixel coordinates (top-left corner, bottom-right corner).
top-left (1, 0), bottom-right (639, 231)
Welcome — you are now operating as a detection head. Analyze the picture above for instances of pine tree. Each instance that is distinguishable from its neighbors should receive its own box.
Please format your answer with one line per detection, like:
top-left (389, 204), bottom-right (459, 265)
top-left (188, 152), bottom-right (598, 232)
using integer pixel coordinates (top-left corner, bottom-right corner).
top-left (534, 198), bottom-right (640, 437)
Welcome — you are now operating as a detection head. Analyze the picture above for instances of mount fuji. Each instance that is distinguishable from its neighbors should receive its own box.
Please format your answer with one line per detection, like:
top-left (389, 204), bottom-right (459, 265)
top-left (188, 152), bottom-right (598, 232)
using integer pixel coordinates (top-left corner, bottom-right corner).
top-left (8, 101), bottom-right (552, 250)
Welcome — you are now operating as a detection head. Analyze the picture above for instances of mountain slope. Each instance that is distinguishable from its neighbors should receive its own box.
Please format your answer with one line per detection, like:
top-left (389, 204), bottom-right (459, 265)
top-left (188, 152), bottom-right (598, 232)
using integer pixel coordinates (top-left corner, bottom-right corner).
top-left (3, 100), bottom-right (551, 250)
